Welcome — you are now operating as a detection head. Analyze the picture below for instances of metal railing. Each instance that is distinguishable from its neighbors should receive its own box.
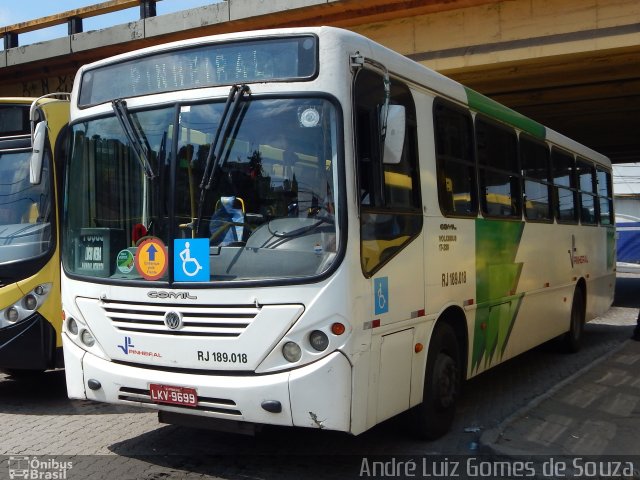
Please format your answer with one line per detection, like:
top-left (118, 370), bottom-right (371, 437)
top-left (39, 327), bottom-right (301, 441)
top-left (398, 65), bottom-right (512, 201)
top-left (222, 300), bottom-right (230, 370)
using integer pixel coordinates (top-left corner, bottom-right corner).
top-left (1, 0), bottom-right (161, 49)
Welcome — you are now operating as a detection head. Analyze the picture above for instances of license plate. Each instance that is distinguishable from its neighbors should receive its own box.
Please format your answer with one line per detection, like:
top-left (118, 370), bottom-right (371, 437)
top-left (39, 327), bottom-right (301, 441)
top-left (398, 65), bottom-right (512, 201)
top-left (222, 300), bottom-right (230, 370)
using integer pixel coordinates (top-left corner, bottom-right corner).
top-left (149, 383), bottom-right (198, 407)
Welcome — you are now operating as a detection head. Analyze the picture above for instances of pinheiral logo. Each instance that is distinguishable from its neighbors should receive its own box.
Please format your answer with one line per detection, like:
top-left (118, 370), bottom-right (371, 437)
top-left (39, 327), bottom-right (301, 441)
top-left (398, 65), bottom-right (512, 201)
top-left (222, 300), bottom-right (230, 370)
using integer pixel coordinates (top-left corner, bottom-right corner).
top-left (117, 336), bottom-right (162, 358)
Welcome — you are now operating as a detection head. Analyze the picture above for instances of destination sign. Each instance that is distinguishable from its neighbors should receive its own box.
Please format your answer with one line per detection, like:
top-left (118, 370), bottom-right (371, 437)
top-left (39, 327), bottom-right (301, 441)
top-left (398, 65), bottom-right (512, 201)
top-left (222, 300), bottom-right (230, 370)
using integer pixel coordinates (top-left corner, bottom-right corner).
top-left (79, 35), bottom-right (317, 107)
top-left (0, 104), bottom-right (30, 136)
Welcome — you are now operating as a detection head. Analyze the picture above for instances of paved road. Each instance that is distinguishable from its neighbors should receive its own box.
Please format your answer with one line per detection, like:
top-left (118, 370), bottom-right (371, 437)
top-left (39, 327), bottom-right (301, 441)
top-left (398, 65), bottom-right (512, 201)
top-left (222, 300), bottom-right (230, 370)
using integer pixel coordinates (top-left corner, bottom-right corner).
top-left (1, 275), bottom-right (638, 479)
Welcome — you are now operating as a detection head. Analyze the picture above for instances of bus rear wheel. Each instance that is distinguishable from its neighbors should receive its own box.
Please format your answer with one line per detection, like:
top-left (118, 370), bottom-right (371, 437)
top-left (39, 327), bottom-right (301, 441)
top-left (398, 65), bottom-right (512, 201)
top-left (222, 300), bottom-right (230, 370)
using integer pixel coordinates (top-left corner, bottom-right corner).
top-left (562, 287), bottom-right (585, 353)
top-left (409, 322), bottom-right (461, 440)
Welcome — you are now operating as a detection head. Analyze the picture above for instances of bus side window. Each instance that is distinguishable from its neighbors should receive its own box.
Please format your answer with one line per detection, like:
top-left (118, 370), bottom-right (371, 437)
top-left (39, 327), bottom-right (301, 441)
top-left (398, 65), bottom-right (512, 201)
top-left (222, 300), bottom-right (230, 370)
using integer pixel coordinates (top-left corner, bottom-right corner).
top-left (354, 68), bottom-right (422, 276)
top-left (355, 108), bottom-right (378, 206)
top-left (433, 100), bottom-right (477, 217)
top-left (520, 134), bottom-right (552, 222)
top-left (476, 116), bottom-right (521, 219)
top-left (552, 148), bottom-right (578, 224)
top-left (596, 167), bottom-right (613, 225)
top-left (576, 158), bottom-right (597, 225)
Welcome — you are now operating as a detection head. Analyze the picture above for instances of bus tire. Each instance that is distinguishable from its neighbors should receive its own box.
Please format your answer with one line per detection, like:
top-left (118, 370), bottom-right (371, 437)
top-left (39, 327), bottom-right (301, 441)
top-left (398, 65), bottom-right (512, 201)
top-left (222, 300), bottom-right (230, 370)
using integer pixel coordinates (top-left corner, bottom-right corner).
top-left (409, 322), bottom-right (461, 440)
top-left (562, 287), bottom-right (585, 353)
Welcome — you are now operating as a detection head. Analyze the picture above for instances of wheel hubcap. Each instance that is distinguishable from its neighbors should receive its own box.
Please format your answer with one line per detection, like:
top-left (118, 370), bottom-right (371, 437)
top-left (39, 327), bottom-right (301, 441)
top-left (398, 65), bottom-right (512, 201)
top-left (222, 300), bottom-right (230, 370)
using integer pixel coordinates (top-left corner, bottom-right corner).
top-left (434, 353), bottom-right (458, 408)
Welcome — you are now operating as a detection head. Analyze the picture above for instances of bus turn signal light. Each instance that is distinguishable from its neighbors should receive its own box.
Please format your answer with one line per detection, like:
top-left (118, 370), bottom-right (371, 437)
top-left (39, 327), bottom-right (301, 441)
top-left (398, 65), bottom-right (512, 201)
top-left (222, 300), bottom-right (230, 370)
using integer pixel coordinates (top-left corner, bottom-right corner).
top-left (415, 343), bottom-right (424, 353)
top-left (331, 322), bottom-right (346, 335)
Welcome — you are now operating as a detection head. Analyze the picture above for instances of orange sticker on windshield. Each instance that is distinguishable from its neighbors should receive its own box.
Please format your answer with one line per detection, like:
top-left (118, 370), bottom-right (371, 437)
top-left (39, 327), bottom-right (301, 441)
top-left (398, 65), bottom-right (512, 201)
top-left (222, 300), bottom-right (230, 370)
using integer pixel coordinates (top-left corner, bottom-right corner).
top-left (135, 238), bottom-right (167, 281)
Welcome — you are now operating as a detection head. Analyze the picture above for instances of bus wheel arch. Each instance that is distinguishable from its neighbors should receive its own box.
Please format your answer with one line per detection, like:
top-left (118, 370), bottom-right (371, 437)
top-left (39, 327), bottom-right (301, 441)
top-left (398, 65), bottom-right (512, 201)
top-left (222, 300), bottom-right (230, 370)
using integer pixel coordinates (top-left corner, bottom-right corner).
top-left (408, 307), bottom-right (467, 440)
top-left (562, 280), bottom-right (587, 353)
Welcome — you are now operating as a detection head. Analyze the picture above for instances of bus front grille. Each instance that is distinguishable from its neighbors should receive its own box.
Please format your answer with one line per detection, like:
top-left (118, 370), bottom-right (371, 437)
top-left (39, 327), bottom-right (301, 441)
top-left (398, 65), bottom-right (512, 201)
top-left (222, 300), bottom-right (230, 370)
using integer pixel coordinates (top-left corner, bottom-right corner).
top-left (118, 386), bottom-right (242, 416)
top-left (101, 300), bottom-right (259, 337)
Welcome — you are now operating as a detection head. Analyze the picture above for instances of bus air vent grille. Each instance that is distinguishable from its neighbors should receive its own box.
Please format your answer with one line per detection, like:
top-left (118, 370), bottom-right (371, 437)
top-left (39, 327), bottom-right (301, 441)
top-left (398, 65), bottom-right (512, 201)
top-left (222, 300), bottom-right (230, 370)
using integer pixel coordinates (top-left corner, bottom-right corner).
top-left (102, 301), bottom-right (259, 337)
top-left (117, 386), bottom-right (242, 416)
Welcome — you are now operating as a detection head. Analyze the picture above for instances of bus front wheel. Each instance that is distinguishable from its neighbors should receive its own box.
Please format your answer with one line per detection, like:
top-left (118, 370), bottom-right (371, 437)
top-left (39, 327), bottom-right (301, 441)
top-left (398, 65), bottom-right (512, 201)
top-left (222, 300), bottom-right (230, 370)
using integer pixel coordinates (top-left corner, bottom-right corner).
top-left (409, 322), bottom-right (461, 440)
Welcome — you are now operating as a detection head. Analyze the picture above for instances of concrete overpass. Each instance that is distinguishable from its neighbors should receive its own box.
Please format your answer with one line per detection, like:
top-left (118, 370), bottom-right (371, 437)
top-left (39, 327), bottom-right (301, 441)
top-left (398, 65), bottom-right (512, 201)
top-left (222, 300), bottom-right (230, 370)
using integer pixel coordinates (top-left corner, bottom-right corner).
top-left (1, 0), bottom-right (638, 164)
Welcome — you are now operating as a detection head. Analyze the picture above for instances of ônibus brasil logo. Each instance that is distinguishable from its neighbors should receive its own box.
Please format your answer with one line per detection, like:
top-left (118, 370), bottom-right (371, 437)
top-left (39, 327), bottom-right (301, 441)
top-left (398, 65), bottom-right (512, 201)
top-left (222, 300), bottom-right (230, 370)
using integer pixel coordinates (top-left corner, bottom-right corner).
top-left (8, 456), bottom-right (72, 479)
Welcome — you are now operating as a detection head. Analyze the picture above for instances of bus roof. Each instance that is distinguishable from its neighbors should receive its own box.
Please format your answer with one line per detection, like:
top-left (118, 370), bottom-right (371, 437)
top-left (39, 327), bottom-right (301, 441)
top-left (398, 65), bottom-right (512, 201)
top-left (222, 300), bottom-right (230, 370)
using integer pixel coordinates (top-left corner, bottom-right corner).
top-left (71, 26), bottom-right (609, 167)
top-left (0, 95), bottom-right (69, 149)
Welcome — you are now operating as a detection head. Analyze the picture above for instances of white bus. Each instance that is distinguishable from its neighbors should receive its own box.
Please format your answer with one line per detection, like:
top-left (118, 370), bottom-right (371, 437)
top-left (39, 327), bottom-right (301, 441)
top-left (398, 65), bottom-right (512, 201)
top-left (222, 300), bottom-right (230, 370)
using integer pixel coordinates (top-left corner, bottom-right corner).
top-left (61, 27), bottom-right (615, 439)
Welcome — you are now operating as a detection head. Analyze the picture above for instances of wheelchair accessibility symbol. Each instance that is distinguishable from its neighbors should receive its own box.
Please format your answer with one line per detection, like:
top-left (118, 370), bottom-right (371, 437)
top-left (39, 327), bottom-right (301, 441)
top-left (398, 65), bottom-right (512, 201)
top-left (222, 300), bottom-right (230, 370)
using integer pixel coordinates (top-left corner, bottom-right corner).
top-left (180, 242), bottom-right (202, 276)
top-left (374, 277), bottom-right (389, 315)
top-left (174, 238), bottom-right (209, 282)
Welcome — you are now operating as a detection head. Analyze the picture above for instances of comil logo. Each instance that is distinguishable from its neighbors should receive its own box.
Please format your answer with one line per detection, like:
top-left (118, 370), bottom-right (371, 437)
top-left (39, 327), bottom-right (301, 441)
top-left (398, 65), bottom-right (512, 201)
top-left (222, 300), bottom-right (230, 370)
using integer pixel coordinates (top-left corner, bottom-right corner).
top-left (8, 456), bottom-right (73, 479)
top-left (147, 291), bottom-right (197, 300)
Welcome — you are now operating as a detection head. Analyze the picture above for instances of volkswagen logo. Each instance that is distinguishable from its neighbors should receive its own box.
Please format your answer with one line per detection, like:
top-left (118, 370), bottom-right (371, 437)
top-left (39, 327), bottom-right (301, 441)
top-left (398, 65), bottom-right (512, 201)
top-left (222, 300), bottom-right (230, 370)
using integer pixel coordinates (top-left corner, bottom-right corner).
top-left (164, 311), bottom-right (183, 330)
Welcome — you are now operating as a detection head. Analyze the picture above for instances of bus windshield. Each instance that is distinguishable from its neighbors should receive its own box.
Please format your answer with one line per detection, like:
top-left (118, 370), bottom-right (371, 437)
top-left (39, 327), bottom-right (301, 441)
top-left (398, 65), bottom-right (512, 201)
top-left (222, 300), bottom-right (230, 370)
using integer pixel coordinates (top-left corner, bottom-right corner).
top-left (64, 96), bottom-right (341, 283)
top-left (0, 148), bottom-right (53, 264)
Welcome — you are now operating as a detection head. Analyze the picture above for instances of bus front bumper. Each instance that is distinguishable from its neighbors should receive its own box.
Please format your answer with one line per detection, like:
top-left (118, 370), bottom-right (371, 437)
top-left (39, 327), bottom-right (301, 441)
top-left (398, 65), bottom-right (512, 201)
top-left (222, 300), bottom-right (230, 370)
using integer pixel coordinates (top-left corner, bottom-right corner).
top-left (63, 335), bottom-right (352, 432)
top-left (0, 315), bottom-right (56, 371)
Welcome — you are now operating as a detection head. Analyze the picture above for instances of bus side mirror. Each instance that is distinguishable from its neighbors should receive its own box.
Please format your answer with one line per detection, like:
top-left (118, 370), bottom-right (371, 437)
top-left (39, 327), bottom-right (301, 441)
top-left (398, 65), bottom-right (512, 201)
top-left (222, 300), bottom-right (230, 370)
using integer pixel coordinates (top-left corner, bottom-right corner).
top-left (382, 105), bottom-right (405, 165)
top-left (30, 121), bottom-right (47, 185)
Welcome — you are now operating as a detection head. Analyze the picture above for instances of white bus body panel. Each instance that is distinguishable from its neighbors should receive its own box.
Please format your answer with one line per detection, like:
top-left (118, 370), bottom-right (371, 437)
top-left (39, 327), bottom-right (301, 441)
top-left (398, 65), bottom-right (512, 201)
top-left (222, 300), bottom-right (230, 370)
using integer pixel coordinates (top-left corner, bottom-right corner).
top-left (74, 296), bottom-right (304, 371)
top-left (63, 332), bottom-right (352, 431)
top-left (63, 334), bottom-right (87, 399)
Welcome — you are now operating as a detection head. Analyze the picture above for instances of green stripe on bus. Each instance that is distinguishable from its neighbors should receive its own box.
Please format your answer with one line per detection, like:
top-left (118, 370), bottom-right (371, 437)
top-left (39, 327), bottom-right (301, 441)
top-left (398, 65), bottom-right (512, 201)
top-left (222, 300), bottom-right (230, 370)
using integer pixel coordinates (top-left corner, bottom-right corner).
top-left (465, 87), bottom-right (546, 139)
top-left (472, 219), bottom-right (525, 372)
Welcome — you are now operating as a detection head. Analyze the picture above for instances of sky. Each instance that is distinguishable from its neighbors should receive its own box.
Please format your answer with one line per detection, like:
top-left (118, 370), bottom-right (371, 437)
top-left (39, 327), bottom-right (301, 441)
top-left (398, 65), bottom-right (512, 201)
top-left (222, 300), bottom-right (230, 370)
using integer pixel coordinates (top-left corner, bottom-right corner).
top-left (613, 163), bottom-right (640, 195)
top-left (0, 0), bottom-right (221, 47)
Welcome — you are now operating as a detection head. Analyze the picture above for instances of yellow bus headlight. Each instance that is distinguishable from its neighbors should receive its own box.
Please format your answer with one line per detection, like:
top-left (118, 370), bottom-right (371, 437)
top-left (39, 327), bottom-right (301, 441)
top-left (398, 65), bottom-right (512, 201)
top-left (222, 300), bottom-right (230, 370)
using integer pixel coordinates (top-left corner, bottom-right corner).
top-left (1, 283), bottom-right (52, 325)
top-left (5, 307), bottom-right (19, 322)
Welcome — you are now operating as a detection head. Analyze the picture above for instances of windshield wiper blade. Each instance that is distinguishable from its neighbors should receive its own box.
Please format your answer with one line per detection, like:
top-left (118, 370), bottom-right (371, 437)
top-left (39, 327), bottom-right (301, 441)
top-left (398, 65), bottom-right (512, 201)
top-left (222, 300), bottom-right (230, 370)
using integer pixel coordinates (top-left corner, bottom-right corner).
top-left (198, 85), bottom-right (240, 192)
top-left (112, 99), bottom-right (156, 179)
top-left (193, 84), bottom-right (250, 236)
top-left (205, 84), bottom-right (250, 190)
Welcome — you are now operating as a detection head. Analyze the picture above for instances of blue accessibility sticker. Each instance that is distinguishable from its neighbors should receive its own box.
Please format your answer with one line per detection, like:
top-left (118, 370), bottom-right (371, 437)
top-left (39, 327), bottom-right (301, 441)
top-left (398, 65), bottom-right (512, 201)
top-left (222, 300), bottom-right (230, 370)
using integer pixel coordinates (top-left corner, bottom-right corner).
top-left (374, 277), bottom-right (389, 315)
top-left (174, 238), bottom-right (209, 282)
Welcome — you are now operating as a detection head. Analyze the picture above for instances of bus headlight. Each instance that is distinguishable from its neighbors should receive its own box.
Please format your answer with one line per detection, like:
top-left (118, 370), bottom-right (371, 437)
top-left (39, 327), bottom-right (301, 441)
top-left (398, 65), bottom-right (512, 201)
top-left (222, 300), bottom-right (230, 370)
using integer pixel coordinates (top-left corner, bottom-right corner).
top-left (256, 315), bottom-right (352, 373)
top-left (67, 317), bottom-right (79, 335)
top-left (80, 329), bottom-right (96, 347)
top-left (23, 294), bottom-right (38, 310)
top-left (0, 283), bottom-right (52, 326)
top-left (62, 308), bottom-right (109, 360)
top-left (5, 307), bottom-right (19, 322)
top-left (309, 330), bottom-right (329, 351)
top-left (282, 341), bottom-right (302, 362)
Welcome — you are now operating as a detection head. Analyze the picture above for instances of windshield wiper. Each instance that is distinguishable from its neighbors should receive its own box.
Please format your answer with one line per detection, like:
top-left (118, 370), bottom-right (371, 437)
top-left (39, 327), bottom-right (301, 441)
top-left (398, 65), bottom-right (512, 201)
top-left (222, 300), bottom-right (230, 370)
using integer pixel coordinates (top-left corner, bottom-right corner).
top-left (193, 84), bottom-right (250, 236)
top-left (112, 99), bottom-right (156, 179)
top-left (204, 84), bottom-right (250, 190)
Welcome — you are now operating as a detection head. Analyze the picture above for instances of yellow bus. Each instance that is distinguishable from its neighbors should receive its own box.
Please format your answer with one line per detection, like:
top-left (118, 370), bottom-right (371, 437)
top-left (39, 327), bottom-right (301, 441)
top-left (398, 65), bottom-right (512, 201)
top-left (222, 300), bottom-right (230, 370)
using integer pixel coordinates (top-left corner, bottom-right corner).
top-left (0, 95), bottom-right (69, 376)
